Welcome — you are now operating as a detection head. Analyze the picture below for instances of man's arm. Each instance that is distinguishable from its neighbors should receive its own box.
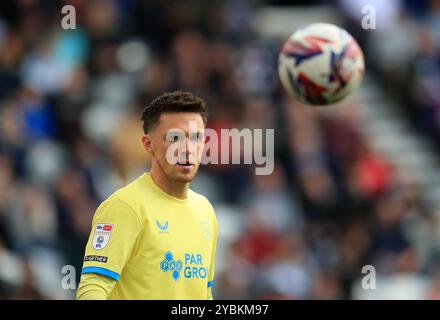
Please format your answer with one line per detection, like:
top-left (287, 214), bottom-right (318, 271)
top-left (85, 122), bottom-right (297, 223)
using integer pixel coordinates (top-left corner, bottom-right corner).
top-left (207, 209), bottom-right (218, 300)
top-left (76, 273), bottom-right (117, 300)
top-left (77, 198), bottom-right (142, 299)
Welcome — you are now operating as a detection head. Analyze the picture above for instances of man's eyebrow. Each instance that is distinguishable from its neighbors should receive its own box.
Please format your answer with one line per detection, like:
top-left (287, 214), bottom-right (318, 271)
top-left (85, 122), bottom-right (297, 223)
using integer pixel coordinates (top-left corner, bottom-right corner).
top-left (166, 129), bottom-right (183, 133)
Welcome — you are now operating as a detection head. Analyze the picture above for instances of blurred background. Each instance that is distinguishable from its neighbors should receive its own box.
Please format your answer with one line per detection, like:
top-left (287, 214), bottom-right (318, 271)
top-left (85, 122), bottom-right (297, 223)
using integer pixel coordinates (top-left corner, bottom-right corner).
top-left (0, 0), bottom-right (440, 300)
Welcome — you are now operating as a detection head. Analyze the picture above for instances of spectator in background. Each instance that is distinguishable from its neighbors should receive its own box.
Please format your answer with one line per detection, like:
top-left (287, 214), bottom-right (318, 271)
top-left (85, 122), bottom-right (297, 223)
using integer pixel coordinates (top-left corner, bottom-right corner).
top-left (0, 0), bottom-right (439, 300)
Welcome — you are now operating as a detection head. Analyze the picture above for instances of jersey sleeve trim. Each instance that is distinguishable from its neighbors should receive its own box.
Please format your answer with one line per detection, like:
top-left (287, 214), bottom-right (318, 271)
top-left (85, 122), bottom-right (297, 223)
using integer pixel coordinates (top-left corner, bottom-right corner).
top-left (207, 280), bottom-right (214, 288)
top-left (82, 266), bottom-right (120, 281)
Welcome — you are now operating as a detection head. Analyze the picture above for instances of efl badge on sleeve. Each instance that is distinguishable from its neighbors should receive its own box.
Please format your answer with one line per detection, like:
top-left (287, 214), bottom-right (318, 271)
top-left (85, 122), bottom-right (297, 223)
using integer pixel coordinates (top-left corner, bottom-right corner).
top-left (92, 223), bottom-right (113, 250)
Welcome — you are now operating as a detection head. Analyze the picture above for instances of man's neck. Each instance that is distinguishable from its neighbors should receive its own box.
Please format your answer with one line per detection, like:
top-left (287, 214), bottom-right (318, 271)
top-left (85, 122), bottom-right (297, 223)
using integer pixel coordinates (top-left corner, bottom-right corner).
top-left (149, 168), bottom-right (189, 200)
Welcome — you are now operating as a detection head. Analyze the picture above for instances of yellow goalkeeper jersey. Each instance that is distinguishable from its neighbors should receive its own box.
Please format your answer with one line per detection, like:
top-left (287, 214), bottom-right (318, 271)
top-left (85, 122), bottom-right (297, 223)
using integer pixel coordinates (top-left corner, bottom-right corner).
top-left (79, 172), bottom-right (217, 300)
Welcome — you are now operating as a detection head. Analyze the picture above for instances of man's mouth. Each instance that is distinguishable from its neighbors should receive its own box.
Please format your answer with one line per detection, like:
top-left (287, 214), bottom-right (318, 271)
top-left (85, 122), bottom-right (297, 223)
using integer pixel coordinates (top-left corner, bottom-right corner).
top-left (176, 161), bottom-right (194, 167)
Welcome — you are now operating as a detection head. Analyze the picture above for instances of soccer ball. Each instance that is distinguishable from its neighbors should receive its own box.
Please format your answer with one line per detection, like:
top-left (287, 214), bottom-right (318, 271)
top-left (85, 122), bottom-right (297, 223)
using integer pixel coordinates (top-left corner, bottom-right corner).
top-left (278, 23), bottom-right (365, 105)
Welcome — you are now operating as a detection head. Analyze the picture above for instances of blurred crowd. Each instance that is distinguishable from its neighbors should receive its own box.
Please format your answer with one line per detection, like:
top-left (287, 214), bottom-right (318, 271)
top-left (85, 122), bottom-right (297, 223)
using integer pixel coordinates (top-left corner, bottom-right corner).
top-left (0, 0), bottom-right (440, 299)
top-left (340, 0), bottom-right (440, 150)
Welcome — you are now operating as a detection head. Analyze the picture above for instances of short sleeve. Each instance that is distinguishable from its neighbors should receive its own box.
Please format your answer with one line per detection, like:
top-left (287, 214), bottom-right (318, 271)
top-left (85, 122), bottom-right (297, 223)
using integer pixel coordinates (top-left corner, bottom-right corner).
top-left (81, 198), bottom-right (142, 280)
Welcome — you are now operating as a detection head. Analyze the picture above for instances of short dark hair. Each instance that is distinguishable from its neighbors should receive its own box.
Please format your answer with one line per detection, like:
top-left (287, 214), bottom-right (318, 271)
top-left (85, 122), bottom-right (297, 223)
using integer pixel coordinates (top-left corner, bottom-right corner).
top-left (141, 91), bottom-right (208, 134)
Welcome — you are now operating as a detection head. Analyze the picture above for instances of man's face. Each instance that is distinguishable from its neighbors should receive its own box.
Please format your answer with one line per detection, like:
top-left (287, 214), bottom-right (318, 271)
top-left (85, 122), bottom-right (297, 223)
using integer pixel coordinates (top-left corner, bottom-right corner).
top-left (143, 112), bottom-right (205, 184)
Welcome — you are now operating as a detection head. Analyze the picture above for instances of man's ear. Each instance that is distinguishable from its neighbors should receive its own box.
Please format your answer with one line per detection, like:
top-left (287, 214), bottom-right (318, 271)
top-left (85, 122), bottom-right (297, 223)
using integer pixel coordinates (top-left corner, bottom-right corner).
top-left (142, 134), bottom-right (153, 153)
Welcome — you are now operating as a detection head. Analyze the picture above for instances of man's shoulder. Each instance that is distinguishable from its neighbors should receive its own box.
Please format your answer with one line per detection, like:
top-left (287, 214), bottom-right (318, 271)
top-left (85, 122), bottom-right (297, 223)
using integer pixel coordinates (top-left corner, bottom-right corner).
top-left (188, 188), bottom-right (211, 204)
top-left (110, 175), bottom-right (148, 200)
top-left (188, 189), bottom-right (216, 216)
top-left (102, 175), bottom-right (150, 220)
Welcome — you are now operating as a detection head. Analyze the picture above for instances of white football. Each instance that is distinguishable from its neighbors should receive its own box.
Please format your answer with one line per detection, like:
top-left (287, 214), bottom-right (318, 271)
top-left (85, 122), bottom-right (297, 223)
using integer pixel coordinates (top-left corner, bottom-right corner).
top-left (278, 23), bottom-right (365, 105)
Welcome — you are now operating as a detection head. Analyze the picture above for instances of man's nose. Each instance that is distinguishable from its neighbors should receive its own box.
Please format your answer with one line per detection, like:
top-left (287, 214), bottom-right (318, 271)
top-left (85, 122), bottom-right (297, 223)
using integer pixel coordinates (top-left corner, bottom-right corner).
top-left (179, 137), bottom-right (194, 156)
